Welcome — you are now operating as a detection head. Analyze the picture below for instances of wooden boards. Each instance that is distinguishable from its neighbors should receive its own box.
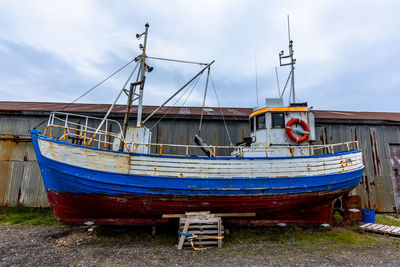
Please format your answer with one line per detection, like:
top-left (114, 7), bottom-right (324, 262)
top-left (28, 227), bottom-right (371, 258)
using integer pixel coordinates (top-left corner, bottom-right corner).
top-left (162, 212), bottom-right (255, 219)
top-left (129, 152), bottom-right (364, 178)
top-left (359, 223), bottom-right (400, 237)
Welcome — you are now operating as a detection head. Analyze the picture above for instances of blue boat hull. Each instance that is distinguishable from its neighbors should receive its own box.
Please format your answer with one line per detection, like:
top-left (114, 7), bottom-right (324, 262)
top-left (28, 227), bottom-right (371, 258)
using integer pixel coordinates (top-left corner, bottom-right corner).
top-left (31, 131), bottom-right (364, 225)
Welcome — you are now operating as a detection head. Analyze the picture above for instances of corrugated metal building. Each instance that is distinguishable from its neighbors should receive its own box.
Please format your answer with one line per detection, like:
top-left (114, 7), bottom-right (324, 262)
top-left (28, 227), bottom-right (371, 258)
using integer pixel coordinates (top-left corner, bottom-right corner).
top-left (1, 101), bottom-right (399, 212)
top-left (314, 110), bottom-right (400, 212)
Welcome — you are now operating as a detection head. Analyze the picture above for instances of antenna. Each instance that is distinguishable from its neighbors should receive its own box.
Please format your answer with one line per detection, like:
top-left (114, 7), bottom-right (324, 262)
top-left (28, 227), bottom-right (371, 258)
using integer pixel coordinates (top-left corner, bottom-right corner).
top-left (255, 53), bottom-right (259, 108)
top-left (287, 15), bottom-right (295, 104)
top-left (287, 15), bottom-right (291, 43)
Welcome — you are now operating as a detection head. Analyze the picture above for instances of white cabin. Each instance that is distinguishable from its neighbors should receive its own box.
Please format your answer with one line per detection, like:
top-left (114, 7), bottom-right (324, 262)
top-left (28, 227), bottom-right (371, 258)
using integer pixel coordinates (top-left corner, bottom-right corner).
top-left (241, 98), bottom-right (315, 157)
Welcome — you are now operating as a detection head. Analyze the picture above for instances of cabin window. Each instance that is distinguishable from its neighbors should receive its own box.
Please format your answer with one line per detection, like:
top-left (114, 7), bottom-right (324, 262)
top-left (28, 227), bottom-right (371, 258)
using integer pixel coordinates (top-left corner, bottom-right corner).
top-left (256, 115), bottom-right (266, 130)
top-left (272, 112), bottom-right (285, 128)
top-left (250, 117), bottom-right (255, 132)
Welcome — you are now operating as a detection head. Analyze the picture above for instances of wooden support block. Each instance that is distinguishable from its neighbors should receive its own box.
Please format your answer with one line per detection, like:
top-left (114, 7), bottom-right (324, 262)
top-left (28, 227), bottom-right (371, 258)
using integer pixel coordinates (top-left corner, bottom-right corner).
top-left (177, 219), bottom-right (190, 250)
top-left (217, 217), bottom-right (222, 248)
top-left (162, 214), bottom-right (186, 218)
top-left (151, 225), bottom-right (156, 236)
top-left (165, 212), bottom-right (256, 219)
top-left (175, 211), bottom-right (226, 250)
top-left (180, 224), bottom-right (224, 230)
top-left (180, 218), bottom-right (220, 224)
top-left (185, 211), bottom-right (210, 216)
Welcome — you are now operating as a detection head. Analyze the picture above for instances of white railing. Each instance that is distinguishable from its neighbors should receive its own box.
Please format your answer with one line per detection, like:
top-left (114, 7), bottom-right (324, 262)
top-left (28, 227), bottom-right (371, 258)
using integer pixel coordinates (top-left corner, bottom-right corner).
top-left (128, 141), bottom-right (360, 157)
top-left (44, 112), bottom-right (129, 151)
top-left (43, 112), bottom-right (360, 157)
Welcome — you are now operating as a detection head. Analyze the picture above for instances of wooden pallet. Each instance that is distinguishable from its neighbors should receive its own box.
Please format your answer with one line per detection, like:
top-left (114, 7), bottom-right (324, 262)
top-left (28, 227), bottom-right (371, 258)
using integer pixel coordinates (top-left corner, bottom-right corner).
top-left (162, 211), bottom-right (255, 250)
top-left (177, 211), bottom-right (223, 250)
top-left (359, 223), bottom-right (400, 237)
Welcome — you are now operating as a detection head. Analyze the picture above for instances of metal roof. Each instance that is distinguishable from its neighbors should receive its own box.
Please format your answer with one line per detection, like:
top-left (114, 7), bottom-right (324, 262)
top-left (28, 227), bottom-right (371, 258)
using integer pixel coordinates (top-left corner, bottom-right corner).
top-left (0, 101), bottom-right (252, 117)
top-left (313, 110), bottom-right (400, 123)
top-left (1, 101), bottom-right (400, 122)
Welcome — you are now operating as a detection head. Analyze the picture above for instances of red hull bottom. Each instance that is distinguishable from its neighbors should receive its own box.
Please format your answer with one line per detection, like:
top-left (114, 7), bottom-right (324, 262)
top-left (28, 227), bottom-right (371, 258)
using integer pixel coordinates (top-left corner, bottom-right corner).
top-left (46, 190), bottom-right (350, 226)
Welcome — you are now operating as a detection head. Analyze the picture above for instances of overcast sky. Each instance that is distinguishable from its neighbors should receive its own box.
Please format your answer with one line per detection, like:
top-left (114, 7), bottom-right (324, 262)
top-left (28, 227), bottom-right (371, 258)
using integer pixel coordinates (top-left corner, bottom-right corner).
top-left (1, 0), bottom-right (399, 112)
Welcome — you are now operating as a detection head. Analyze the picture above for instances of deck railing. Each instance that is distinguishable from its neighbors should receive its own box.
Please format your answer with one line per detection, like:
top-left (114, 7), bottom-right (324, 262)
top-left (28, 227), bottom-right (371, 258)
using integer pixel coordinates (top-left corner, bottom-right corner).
top-left (43, 112), bottom-right (360, 157)
top-left (44, 112), bottom-right (129, 151)
top-left (128, 140), bottom-right (360, 157)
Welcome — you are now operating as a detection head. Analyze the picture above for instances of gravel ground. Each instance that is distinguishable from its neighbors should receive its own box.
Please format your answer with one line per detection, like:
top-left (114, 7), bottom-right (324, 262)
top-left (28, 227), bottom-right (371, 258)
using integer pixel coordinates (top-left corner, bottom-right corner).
top-left (1, 224), bottom-right (399, 266)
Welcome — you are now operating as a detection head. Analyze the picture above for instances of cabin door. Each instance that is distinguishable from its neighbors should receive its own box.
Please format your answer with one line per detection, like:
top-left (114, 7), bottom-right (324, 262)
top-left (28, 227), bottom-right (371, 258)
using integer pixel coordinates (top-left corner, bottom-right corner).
top-left (389, 144), bottom-right (400, 212)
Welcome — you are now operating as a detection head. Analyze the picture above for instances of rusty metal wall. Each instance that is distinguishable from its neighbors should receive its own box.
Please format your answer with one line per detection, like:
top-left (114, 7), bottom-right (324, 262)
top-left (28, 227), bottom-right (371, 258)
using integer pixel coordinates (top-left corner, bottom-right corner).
top-left (315, 122), bottom-right (400, 212)
top-left (0, 116), bottom-right (49, 207)
top-left (0, 138), bottom-right (49, 207)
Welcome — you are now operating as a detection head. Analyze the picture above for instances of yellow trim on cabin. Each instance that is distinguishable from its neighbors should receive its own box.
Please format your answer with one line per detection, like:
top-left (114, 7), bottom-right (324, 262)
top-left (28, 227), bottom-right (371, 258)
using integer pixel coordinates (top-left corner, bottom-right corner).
top-left (249, 107), bottom-right (308, 118)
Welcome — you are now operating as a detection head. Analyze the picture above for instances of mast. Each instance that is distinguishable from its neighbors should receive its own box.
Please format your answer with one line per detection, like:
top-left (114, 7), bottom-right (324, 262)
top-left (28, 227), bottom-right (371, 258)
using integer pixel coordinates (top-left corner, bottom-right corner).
top-left (279, 16), bottom-right (296, 104)
top-left (136, 23), bottom-right (150, 127)
top-left (287, 16), bottom-right (295, 103)
top-left (118, 24), bottom-right (149, 151)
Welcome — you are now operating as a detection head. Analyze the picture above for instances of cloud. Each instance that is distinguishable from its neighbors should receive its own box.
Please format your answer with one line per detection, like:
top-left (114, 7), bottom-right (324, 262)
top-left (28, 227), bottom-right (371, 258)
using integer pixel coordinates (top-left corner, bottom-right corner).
top-left (0, 0), bottom-right (399, 112)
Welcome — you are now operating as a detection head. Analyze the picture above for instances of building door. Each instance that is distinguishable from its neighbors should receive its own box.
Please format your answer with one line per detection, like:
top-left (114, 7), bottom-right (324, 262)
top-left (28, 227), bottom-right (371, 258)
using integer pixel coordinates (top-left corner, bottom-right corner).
top-left (389, 144), bottom-right (400, 212)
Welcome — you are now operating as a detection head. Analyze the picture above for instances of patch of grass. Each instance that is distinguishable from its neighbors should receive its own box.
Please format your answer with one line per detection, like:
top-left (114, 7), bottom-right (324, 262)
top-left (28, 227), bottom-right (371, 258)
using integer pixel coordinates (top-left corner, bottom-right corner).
top-left (333, 212), bottom-right (345, 222)
top-left (311, 228), bottom-right (377, 245)
top-left (0, 207), bottom-right (61, 226)
top-left (226, 226), bottom-right (378, 248)
top-left (375, 215), bottom-right (400, 227)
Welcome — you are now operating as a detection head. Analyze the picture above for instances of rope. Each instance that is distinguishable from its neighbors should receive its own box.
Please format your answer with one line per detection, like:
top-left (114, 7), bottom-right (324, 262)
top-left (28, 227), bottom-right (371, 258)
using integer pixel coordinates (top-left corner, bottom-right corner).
top-left (33, 58), bottom-right (137, 130)
top-left (210, 74), bottom-right (233, 146)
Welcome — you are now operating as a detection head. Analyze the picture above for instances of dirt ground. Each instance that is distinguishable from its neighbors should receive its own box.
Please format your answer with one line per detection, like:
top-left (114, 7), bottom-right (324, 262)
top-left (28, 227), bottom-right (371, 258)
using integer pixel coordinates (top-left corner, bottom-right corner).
top-left (1, 224), bottom-right (400, 266)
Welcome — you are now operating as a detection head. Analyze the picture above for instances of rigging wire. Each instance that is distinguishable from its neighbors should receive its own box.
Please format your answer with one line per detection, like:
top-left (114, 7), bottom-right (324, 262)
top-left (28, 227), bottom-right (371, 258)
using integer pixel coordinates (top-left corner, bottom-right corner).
top-left (146, 56), bottom-right (207, 66)
top-left (88, 60), bottom-right (141, 141)
top-left (63, 58), bottom-right (138, 110)
top-left (149, 73), bottom-right (202, 131)
top-left (166, 74), bottom-right (200, 132)
top-left (210, 73), bottom-right (233, 146)
top-left (198, 68), bottom-right (210, 133)
top-left (165, 65), bottom-right (206, 132)
top-left (275, 67), bottom-right (281, 97)
top-left (33, 58), bottom-right (138, 130)
top-left (279, 68), bottom-right (293, 99)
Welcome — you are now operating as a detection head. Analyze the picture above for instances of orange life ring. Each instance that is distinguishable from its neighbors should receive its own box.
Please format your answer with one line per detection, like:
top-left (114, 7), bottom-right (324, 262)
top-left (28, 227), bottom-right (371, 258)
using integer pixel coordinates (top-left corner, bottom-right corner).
top-left (285, 118), bottom-right (310, 143)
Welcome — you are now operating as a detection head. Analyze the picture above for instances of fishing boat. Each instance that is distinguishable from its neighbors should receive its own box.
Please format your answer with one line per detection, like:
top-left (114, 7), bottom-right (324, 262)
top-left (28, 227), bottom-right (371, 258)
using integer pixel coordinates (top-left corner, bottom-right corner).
top-left (31, 24), bottom-right (364, 226)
